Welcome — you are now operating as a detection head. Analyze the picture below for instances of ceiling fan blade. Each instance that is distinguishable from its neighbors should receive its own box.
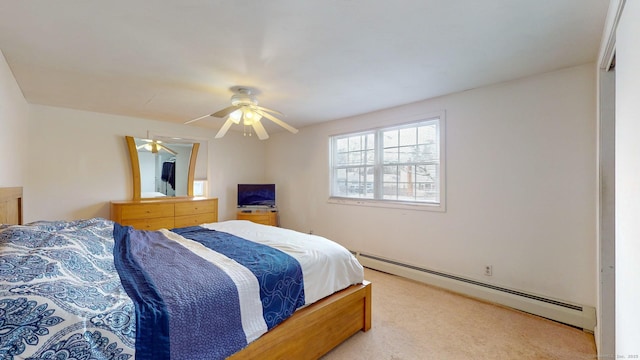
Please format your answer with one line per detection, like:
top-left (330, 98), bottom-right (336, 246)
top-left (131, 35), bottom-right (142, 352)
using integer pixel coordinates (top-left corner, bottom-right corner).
top-left (252, 120), bottom-right (270, 140)
top-left (212, 105), bottom-right (242, 118)
top-left (215, 118), bottom-right (235, 139)
top-left (253, 105), bottom-right (283, 116)
top-left (184, 113), bottom-right (213, 125)
top-left (255, 109), bottom-right (299, 134)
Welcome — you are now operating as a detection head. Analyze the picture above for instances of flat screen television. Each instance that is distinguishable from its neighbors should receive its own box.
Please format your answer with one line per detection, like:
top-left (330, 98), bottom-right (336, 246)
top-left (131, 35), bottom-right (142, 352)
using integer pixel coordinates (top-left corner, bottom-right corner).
top-left (237, 184), bottom-right (276, 208)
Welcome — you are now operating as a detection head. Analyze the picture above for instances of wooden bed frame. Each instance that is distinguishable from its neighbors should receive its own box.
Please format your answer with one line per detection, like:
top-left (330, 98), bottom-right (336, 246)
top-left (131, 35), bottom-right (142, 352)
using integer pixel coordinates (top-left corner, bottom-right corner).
top-left (0, 186), bottom-right (372, 359)
top-left (0, 187), bottom-right (22, 225)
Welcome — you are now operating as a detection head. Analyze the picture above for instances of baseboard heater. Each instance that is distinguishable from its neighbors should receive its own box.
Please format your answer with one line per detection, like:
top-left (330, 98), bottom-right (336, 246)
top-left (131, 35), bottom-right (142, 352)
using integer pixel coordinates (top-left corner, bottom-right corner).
top-left (356, 252), bottom-right (596, 331)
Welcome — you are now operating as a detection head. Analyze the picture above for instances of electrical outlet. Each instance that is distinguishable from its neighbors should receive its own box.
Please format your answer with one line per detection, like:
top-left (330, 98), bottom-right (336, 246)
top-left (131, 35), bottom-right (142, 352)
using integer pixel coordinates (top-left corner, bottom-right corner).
top-left (484, 265), bottom-right (493, 276)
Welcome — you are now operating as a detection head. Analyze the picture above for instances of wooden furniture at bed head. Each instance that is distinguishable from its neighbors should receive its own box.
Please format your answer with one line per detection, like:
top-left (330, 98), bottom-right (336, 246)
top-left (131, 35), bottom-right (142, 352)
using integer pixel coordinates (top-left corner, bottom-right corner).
top-left (110, 197), bottom-right (218, 230)
top-left (0, 187), bottom-right (23, 225)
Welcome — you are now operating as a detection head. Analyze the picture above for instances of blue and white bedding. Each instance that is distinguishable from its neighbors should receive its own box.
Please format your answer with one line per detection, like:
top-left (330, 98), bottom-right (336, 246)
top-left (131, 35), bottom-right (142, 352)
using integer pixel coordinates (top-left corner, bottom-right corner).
top-left (0, 218), bottom-right (135, 360)
top-left (0, 218), bottom-right (364, 360)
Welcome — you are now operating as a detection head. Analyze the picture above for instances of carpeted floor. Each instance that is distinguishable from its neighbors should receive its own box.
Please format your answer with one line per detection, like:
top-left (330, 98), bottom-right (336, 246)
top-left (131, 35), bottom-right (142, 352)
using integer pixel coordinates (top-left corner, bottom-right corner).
top-left (322, 268), bottom-right (597, 360)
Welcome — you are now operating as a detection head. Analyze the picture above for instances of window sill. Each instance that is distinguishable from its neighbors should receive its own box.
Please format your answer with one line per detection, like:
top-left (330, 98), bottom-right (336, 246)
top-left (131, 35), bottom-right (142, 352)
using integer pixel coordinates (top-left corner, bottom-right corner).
top-left (327, 197), bottom-right (446, 212)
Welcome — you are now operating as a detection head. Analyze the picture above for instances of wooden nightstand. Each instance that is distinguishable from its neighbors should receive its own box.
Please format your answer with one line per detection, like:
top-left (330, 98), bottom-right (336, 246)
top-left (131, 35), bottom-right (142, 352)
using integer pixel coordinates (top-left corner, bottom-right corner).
top-left (237, 209), bottom-right (278, 226)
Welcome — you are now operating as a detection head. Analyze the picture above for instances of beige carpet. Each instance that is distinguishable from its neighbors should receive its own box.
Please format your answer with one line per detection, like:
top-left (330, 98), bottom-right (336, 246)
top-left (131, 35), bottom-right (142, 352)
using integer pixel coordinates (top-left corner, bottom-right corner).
top-left (322, 268), bottom-right (596, 360)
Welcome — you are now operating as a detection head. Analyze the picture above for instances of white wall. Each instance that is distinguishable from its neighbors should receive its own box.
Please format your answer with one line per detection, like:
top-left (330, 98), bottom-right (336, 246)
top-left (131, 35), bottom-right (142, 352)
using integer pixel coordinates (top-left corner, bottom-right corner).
top-left (25, 104), bottom-right (266, 222)
top-left (595, 0), bottom-right (621, 354)
top-left (267, 63), bottom-right (597, 307)
top-left (0, 50), bottom-right (28, 186)
top-left (615, 0), bottom-right (640, 355)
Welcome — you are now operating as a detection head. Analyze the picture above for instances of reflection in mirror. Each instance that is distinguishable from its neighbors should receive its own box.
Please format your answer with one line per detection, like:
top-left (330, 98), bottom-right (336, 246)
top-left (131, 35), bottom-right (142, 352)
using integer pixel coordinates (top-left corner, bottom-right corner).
top-left (137, 139), bottom-right (191, 197)
top-left (125, 136), bottom-right (201, 200)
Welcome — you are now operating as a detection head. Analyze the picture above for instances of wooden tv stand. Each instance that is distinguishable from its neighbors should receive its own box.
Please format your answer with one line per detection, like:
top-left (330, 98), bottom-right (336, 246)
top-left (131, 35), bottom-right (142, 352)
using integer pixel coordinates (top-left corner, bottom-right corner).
top-left (237, 208), bottom-right (278, 226)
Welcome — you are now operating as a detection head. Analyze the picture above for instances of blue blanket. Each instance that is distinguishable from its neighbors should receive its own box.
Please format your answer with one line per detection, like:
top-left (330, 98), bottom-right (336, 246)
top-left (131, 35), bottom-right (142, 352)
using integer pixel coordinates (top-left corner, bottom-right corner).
top-left (113, 224), bottom-right (305, 360)
top-left (172, 226), bottom-right (306, 329)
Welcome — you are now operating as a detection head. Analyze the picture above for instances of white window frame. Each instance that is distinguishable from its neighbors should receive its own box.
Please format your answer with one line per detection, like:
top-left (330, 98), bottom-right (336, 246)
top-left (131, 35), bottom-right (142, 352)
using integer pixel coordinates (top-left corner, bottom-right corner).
top-left (329, 112), bottom-right (446, 212)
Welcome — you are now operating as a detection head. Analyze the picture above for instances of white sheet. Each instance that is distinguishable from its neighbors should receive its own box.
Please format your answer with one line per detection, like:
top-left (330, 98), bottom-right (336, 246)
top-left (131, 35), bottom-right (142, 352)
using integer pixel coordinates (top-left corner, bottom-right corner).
top-left (202, 220), bottom-right (364, 305)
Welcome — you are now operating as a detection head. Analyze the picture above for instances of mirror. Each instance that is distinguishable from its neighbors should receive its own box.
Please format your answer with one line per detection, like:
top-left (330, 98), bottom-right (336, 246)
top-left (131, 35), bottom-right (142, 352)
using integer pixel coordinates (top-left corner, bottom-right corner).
top-left (125, 136), bottom-right (201, 200)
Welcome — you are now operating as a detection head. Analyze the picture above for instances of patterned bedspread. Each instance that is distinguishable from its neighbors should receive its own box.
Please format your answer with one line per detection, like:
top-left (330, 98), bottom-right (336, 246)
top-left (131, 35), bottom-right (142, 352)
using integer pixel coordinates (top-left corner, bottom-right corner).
top-left (0, 218), bottom-right (364, 360)
top-left (0, 218), bottom-right (135, 359)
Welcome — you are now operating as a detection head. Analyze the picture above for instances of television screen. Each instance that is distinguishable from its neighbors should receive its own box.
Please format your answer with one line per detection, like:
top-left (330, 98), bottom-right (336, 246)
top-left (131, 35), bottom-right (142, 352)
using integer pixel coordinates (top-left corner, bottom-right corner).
top-left (237, 184), bottom-right (276, 207)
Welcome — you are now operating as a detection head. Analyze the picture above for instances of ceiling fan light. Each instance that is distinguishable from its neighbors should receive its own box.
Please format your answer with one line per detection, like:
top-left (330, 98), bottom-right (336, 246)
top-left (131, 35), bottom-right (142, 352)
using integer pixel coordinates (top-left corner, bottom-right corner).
top-left (229, 109), bottom-right (242, 124)
top-left (243, 110), bottom-right (254, 126)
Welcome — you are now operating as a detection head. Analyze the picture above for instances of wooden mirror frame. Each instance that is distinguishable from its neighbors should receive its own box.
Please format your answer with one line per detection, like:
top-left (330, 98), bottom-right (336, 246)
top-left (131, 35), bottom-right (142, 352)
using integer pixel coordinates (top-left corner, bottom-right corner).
top-left (125, 136), bottom-right (200, 201)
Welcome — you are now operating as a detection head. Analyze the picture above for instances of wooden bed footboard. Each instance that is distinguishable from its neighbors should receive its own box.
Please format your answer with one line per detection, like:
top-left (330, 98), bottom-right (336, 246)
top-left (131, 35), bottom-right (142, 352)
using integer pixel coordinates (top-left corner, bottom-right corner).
top-left (229, 280), bottom-right (372, 360)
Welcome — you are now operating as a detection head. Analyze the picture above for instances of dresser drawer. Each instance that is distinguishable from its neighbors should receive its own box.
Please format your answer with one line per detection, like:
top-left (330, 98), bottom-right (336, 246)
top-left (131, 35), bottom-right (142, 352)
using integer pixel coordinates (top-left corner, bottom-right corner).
top-left (120, 203), bottom-right (174, 220)
top-left (175, 213), bottom-right (217, 228)
top-left (175, 199), bottom-right (217, 216)
top-left (237, 212), bottom-right (277, 226)
top-left (111, 198), bottom-right (218, 230)
top-left (121, 217), bottom-right (175, 230)
top-left (238, 213), bottom-right (269, 222)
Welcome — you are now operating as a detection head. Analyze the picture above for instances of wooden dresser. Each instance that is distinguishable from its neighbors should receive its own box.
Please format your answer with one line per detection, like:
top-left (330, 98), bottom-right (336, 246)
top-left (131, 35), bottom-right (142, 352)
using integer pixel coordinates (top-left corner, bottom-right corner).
top-left (111, 197), bottom-right (218, 230)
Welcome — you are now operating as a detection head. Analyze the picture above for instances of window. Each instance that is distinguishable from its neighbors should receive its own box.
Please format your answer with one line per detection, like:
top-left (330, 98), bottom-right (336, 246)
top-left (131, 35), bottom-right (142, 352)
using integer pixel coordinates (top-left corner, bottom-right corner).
top-left (330, 114), bottom-right (445, 211)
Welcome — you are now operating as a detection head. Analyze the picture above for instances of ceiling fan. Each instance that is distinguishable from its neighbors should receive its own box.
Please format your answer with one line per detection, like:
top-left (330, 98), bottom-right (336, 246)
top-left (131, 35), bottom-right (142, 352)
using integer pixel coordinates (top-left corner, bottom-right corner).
top-left (136, 139), bottom-right (177, 155)
top-left (185, 87), bottom-right (298, 140)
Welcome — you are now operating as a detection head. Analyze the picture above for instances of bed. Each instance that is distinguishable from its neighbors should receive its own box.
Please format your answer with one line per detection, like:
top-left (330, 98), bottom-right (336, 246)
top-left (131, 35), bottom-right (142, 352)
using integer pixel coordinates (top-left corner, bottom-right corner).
top-left (0, 187), bottom-right (371, 359)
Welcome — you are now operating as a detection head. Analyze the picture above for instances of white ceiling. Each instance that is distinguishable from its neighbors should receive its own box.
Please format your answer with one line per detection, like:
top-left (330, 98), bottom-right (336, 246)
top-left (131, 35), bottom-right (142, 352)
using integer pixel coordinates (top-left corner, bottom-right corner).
top-left (0, 1), bottom-right (608, 133)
